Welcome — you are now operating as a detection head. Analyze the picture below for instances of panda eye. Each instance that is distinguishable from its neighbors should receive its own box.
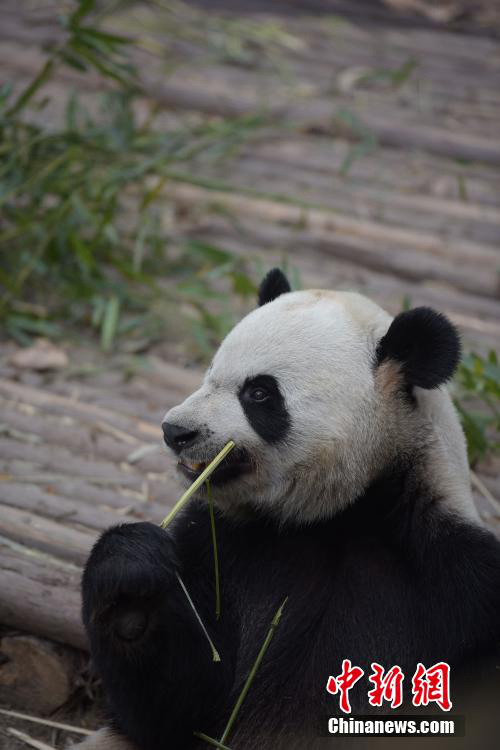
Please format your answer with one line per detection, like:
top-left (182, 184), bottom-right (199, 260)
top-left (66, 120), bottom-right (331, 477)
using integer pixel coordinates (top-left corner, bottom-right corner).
top-left (249, 387), bottom-right (269, 402)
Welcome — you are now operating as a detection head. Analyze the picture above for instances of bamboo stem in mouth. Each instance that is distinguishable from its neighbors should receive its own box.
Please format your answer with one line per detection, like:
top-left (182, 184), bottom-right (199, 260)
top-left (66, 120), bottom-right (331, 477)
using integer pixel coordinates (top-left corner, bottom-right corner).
top-left (160, 440), bottom-right (235, 529)
top-left (160, 441), bottom-right (235, 663)
top-left (160, 442), bottom-right (288, 749)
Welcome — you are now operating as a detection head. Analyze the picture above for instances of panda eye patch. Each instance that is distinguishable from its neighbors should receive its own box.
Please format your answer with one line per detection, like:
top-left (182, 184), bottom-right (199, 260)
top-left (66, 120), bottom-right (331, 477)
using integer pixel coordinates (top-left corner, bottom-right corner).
top-left (238, 374), bottom-right (291, 444)
top-left (240, 376), bottom-right (275, 405)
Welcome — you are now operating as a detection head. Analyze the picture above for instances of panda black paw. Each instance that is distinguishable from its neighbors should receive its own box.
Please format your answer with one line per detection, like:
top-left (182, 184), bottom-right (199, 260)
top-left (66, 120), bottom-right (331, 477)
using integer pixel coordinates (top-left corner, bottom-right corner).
top-left (82, 522), bottom-right (179, 641)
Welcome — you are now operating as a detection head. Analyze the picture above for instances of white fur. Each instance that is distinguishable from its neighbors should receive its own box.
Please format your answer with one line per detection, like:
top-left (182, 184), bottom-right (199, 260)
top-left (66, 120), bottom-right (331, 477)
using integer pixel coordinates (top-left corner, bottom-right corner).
top-left (71, 728), bottom-right (135, 750)
top-left (165, 290), bottom-right (479, 525)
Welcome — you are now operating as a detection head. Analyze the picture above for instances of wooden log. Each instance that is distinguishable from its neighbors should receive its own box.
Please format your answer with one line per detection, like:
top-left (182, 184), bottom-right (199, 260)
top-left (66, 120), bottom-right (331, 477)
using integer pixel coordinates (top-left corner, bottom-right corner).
top-left (181, 215), bottom-right (500, 350)
top-left (0, 463), bottom-right (177, 512)
top-left (47, 380), bottom-right (165, 425)
top-left (0, 402), bottom-right (168, 475)
top-left (169, 182), bottom-right (499, 266)
top-left (0, 482), bottom-right (133, 533)
top-left (0, 538), bottom-right (81, 579)
top-left (0, 379), bottom-right (160, 441)
top-left (0, 504), bottom-right (96, 565)
top-left (0, 635), bottom-right (80, 714)
top-left (274, 24), bottom-right (500, 94)
top-left (239, 135), bottom-right (500, 203)
top-left (168, 183), bottom-right (499, 298)
top-left (5, 27), bottom-right (500, 196)
top-left (2, 1), bottom-right (500, 165)
top-left (0, 463), bottom-right (143, 501)
top-left (187, 219), bottom-right (500, 326)
top-left (216, 154), bottom-right (500, 244)
top-left (137, 357), bottom-right (202, 397)
top-left (0, 548), bottom-right (86, 651)
top-left (142, 82), bottom-right (500, 165)
top-left (0, 438), bottom-right (147, 490)
top-left (353, 110), bottom-right (500, 167)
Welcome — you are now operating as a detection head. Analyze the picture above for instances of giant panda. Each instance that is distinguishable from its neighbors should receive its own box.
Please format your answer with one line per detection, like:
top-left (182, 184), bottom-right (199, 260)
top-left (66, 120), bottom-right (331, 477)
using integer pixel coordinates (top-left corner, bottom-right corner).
top-left (76, 270), bottom-right (500, 750)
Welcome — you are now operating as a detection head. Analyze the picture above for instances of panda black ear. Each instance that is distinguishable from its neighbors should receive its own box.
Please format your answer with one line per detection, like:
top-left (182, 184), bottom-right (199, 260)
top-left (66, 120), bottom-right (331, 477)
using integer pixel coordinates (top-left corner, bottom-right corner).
top-left (375, 307), bottom-right (461, 389)
top-left (258, 268), bottom-right (291, 306)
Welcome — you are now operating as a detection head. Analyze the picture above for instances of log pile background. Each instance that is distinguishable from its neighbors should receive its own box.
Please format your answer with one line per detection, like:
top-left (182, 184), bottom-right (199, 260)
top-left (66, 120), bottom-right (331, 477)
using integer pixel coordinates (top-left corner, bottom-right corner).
top-left (0, 0), bottom-right (499, 746)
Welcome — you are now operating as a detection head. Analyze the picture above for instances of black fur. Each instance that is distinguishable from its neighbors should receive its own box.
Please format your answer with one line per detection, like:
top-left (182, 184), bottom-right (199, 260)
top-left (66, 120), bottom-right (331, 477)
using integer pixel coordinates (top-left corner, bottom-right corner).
top-left (82, 523), bottom-right (237, 748)
top-left (82, 457), bottom-right (500, 749)
top-left (258, 268), bottom-right (291, 306)
top-left (376, 307), bottom-right (461, 389)
top-left (238, 374), bottom-right (291, 444)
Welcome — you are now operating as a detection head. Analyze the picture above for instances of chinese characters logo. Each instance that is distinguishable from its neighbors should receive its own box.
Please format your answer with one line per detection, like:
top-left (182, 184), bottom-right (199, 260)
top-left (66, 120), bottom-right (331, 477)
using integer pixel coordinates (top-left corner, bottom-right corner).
top-left (326, 661), bottom-right (452, 713)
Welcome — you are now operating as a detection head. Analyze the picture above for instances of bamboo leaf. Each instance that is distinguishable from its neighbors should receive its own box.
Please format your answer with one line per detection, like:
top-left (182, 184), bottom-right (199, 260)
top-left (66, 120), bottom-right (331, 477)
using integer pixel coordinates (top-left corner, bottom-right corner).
top-left (70, 0), bottom-right (96, 29)
top-left (6, 59), bottom-right (54, 117)
top-left (100, 296), bottom-right (120, 351)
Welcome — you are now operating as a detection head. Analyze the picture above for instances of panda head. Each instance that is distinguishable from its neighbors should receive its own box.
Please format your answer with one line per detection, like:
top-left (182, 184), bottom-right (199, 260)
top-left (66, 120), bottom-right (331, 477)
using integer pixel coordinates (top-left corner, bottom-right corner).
top-left (163, 269), bottom-right (465, 523)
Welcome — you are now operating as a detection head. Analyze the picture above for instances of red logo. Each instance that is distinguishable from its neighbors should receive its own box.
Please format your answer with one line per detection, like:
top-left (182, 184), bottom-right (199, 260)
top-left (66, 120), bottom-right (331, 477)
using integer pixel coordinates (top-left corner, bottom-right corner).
top-left (368, 662), bottom-right (404, 709)
top-left (326, 659), bottom-right (365, 714)
top-left (411, 662), bottom-right (452, 711)
top-left (326, 661), bottom-right (452, 713)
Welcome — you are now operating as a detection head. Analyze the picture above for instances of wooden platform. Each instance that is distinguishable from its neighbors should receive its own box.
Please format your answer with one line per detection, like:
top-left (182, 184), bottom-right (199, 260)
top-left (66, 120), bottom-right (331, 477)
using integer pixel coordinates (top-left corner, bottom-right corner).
top-left (1, 0), bottom-right (499, 659)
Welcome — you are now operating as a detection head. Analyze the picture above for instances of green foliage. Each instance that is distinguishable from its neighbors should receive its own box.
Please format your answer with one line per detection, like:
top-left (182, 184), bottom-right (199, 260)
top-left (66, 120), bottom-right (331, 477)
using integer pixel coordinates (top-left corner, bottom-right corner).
top-left (453, 350), bottom-right (500, 465)
top-left (0, 0), bottom-right (259, 354)
top-left (147, 0), bottom-right (302, 71)
top-left (358, 58), bottom-right (417, 89)
top-left (334, 109), bottom-right (378, 176)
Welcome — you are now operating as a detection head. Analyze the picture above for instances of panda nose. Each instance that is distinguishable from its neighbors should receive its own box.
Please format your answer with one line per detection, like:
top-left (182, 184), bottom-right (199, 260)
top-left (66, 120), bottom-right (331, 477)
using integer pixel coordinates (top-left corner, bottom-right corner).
top-left (162, 422), bottom-right (199, 453)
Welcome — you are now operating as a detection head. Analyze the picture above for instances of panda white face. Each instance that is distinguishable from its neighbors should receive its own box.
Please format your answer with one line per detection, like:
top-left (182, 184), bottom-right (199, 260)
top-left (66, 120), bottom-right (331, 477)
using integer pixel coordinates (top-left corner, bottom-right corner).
top-left (163, 280), bottom-right (399, 523)
top-left (163, 269), bottom-right (469, 524)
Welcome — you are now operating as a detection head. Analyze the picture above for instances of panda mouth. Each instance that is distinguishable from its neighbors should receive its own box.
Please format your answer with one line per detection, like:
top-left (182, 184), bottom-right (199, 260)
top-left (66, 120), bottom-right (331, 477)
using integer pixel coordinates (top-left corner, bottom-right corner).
top-left (178, 449), bottom-right (252, 486)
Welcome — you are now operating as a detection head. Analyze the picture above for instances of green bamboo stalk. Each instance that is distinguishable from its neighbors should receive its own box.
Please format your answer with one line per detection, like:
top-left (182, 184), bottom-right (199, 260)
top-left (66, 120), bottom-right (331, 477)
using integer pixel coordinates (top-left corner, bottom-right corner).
top-left (219, 597), bottom-right (288, 745)
top-left (193, 732), bottom-right (232, 750)
top-left (176, 572), bottom-right (220, 663)
top-left (207, 480), bottom-right (221, 620)
top-left (160, 443), bottom-right (234, 664)
top-left (160, 441), bottom-right (235, 529)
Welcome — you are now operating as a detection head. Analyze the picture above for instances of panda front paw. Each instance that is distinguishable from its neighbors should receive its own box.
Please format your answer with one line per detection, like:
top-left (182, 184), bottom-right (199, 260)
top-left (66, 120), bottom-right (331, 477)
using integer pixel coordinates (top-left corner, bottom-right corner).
top-left (82, 522), bottom-right (179, 642)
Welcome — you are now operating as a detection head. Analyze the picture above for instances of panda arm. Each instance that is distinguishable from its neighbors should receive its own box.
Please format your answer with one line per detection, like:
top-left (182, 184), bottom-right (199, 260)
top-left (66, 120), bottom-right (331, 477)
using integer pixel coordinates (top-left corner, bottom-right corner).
top-left (420, 514), bottom-right (500, 661)
top-left (82, 520), bottom-right (237, 750)
top-left (382, 480), bottom-right (500, 665)
top-left (374, 307), bottom-right (500, 663)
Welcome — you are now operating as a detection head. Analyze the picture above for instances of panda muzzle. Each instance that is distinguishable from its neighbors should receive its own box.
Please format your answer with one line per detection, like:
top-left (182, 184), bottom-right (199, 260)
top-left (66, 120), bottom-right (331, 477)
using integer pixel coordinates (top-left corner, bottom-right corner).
top-left (178, 448), bottom-right (252, 485)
